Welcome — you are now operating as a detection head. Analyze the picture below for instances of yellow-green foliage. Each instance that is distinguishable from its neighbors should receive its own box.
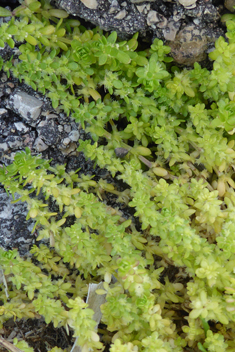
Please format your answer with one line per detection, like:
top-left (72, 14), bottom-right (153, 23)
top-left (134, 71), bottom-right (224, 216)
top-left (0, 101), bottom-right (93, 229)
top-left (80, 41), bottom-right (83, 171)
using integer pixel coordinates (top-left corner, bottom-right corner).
top-left (2, 0), bottom-right (235, 351)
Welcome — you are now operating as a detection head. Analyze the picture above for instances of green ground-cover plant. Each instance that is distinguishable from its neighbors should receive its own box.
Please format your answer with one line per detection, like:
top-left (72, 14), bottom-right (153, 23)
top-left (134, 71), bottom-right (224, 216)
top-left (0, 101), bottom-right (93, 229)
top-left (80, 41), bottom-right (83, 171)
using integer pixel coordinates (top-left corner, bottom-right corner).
top-left (2, 0), bottom-right (235, 351)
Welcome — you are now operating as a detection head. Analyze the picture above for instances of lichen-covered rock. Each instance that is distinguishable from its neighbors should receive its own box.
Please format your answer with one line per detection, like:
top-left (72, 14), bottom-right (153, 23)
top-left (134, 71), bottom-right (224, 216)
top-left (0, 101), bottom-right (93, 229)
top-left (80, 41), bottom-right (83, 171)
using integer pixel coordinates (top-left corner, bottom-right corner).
top-left (167, 23), bottom-right (223, 66)
top-left (225, 0), bottom-right (235, 12)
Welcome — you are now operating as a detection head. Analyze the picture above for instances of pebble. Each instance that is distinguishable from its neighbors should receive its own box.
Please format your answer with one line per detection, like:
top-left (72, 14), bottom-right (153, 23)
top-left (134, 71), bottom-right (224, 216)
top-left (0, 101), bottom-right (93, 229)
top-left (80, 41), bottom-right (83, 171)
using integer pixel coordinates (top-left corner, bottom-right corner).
top-left (178, 0), bottom-right (197, 8)
top-left (68, 130), bottom-right (80, 141)
top-left (62, 137), bottom-right (71, 146)
top-left (80, 0), bottom-right (98, 9)
top-left (33, 137), bottom-right (49, 152)
top-left (64, 124), bottom-right (72, 133)
top-left (147, 10), bottom-right (168, 28)
top-left (114, 9), bottom-right (127, 19)
top-left (14, 122), bottom-right (29, 133)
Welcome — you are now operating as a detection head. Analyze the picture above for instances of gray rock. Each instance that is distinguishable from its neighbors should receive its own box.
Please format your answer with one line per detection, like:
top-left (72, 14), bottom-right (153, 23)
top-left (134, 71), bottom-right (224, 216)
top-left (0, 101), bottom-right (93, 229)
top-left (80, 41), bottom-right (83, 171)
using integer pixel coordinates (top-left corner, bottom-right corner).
top-left (147, 10), bottom-right (167, 28)
top-left (64, 124), bottom-right (72, 133)
top-left (62, 137), bottom-right (71, 146)
top-left (37, 118), bottom-right (60, 146)
top-left (69, 130), bottom-right (80, 142)
top-left (14, 122), bottom-right (29, 133)
top-left (33, 137), bottom-right (49, 152)
top-left (6, 135), bottom-right (23, 149)
top-left (0, 108), bottom-right (8, 117)
top-left (80, 0), bottom-right (98, 9)
top-left (7, 90), bottom-right (43, 125)
top-left (0, 191), bottom-right (35, 255)
top-left (0, 141), bottom-right (8, 152)
top-left (59, 141), bottom-right (78, 155)
top-left (163, 19), bottom-right (181, 41)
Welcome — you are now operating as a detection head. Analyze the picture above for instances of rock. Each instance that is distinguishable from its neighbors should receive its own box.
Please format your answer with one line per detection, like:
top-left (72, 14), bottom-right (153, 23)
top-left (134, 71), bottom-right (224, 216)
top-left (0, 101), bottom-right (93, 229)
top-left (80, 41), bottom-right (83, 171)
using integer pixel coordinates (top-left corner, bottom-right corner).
top-left (115, 147), bottom-right (129, 158)
top-left (0, 191), bottom-right (35, 255)
top-left (163, 19), bottom-right (181, 41)
top-left (7, 90), bottom-right (43, 124)
top-left (14, 122), bottom-right (29, 133)
top-left (33, 137), bottom-right (49, 152)
top-left (64, 124), bottom-right (72, 133)
top-left (114, 9), bottom-right (127, 19)
top-left (225, 0), bottom-right (235, 12)
top-left (167, 23), bottom-right (223, 65)
top-left (69, 130), bottom-right (80, 142)
top-left (59, 141), bottom-right (78, 155)
top-left (62, 137), bottom-right (71, 146)
top-left (80, 0), bottom-right (98, 9)
top-left (136, 4), bottom-right (151, 15)
top-left (6, 135), bottom-right (23, 149)
top-left (0, 108), bottom-right (8, 118)
top-left (0, 141), bottom-right (8, 152)
top-left (178, 0), bottom-right (197, 9)
top-left (147, 10), bottom-right (168, 28)
top-left (37, 118), bottom-right (60, 146)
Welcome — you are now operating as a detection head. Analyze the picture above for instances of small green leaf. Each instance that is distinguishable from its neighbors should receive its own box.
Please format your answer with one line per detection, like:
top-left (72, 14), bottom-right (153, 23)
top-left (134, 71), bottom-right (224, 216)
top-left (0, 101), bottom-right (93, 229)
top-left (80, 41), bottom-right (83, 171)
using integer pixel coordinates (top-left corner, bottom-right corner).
top-left (66, 19), bottom-right (81, 27)
top-left (0, 7), bottom-right (12, 17)
top-left (25, 35), bottom-right (38, 46)
top-left (107, 31), bottom-right (117, 44)
top-left (24, 24), bottom-right (36, 33)
top-left (50, 49), bottom-right (57, 59)
top-left (6, 25), bottom-right (18, 35)
top-left (6, 38), bottom-right (14, 48)
top-left (28, 290), bottom-right (35, 300)
top-left (28, 1), bottom-right (41, 11)
top-left (68, 62), bottom-right (79, 70)
top-left (122, 219), bottom-right (132, 228)
top-left (40, 25), bottom-right (55, 35)
top-left (198, 343), bottom-right (208, 352)
top-left (99, 53), bottom-right (108, 65)
top-left (163, 57), bottom-right (173, 63)
top-left (0, 39), bottom-right (5, 47)
top-left (135, 55), bottom-right (148, 66)
top-left (52, 73), bottom-right (58, 83)
top-left (52, 100), bottom-right (59, 108)
top-left (50, 62), bottom-right (60, 69)
top-left (39, 62), bottom-right (47, 70)
top-left (92, 125), bottom-right (106, 137)
top-left (117, 51), bottom-right (131, 64)
top-left (113, 80), bottom-right (123, 89)
top-left (200, 318), bottom-right (210, 334)
top-left (39, 36), bottom-right (50, 46)
top-left (31, 82), bottom-right (37, 91)
top-left (56, 28), bottom-right (66, 37)
top-left (48, 9), bottom-right (69, 18)
top-left (57, 40), bottom-right (68, 51)
top-left (127, 37), bottom-right (138, 50)
top-left (184, 86), bottom-right (195, 97)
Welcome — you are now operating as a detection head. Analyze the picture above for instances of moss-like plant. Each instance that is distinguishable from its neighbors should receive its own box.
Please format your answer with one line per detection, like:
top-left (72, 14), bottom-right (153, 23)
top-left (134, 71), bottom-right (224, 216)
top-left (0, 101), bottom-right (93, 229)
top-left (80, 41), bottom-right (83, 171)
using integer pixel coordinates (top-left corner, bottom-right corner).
top-left (2, 0), bottom-right (235, 351)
